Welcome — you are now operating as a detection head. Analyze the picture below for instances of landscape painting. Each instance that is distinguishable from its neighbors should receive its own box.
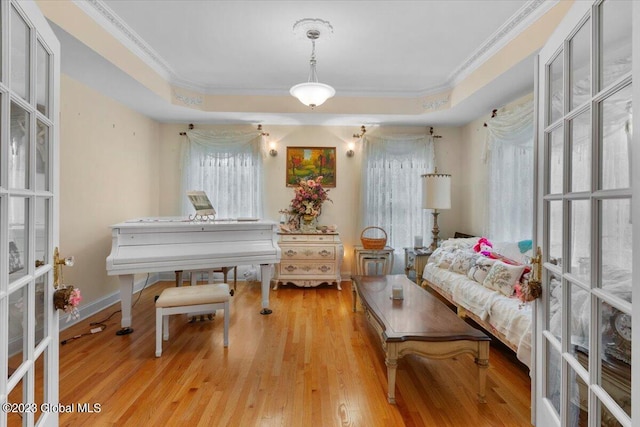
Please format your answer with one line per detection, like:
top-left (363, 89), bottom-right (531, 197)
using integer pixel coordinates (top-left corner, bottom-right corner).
top-left (286, 147), bottom-right (336, 187)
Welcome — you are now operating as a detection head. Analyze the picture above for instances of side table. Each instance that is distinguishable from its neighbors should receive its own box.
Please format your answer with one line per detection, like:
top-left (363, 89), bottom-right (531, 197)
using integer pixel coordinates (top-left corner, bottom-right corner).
top-left (353, 246), bottom-right (395, 275)
top-left (404, 247), bottom-right (432, 284)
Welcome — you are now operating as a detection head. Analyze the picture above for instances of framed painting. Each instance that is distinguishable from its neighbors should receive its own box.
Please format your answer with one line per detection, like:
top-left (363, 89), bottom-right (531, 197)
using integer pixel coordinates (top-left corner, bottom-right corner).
top-left (286, 146), bottom-right (336, 187)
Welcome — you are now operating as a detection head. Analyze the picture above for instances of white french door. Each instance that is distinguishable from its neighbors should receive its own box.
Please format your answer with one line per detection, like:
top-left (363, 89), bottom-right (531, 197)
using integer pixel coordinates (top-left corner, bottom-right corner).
top-left (535, 1), bottom-right (636, 426)
top-left (1, 1), bottom-right (60, 426)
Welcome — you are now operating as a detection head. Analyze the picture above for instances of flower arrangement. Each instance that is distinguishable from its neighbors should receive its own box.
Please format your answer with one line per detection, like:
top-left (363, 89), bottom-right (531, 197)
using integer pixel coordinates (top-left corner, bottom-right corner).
top-left (280, 176), bottom-right (332, 229)
top-left (54, 286), bottom-right (82, 322)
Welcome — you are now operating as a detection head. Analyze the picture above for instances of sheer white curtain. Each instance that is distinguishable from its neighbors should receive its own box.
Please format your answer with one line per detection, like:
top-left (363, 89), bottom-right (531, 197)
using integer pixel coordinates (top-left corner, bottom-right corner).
top-left (181, 129), bottom-right (265, 218)
top-left (361, 134), bottom-right (434, 272)
top-left (484, 99), bottom-right (534, 242)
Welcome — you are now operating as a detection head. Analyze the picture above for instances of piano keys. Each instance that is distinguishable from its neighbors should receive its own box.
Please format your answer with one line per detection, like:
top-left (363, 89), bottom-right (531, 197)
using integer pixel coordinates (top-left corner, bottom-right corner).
top-left (106, 218), bottom-right (281, 334)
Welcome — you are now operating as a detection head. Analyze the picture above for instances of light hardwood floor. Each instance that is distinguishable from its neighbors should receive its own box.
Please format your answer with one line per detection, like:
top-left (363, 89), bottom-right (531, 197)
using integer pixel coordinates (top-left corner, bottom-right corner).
top-left (55, 280), bottom-right (531, 426)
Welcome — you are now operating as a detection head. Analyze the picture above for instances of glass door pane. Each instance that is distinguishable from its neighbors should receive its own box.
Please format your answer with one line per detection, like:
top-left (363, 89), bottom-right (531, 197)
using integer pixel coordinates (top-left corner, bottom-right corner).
top-left (600, 0), bottom-right (632, 89)
top-left (9, 101), bottom-right (30, 189)
top-left (548, 53), bottom-right (564, 125)
top-left (599, 300), bottom-right (631, 417)
top-left (569, 200), bottom-right (590, 282)
top-left (570, 19), bottom-right (591, 110)
top-left (600, 85), bottom-right (632, 191)
top-left (549, 127), bottom-right (564, 194)
top-left (36, 120), bottom-right (49, 191)
top-left (600, 198), bottom-right (632, 302)
top-left (10, 5), bottom-right (29, 101)
top-left (36, 41), bottom-right (49, 117)
top-left (8, 196), bottom-right (28, 282)
top-left (570, 110), bottom-right (591, 193)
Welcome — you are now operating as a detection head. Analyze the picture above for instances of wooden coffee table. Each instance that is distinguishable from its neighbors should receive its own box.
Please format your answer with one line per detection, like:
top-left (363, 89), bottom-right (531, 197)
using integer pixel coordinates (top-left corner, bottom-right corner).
top-left (352, 274), bottom-right (490, 404)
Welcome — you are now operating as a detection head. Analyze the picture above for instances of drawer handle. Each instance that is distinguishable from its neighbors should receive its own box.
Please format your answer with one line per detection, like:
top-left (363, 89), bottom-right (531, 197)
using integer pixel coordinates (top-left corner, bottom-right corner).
top-left (303, 249), bottom-right (314, 256)
top-left (319, 250), bottom-right (331, 257)
top-left (301, 265), bottom-right (313, 272)
top-left (284, 265), bottom-right (297, 272)
top-left (319, 265), bottom-right (330, 273)
top-left (285, 249), bottom-right (297, 257)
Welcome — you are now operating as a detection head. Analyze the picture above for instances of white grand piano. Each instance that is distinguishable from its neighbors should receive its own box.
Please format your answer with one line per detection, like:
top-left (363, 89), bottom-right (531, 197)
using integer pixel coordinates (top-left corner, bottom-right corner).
top-left (106, 218), bottom-right (281, 334)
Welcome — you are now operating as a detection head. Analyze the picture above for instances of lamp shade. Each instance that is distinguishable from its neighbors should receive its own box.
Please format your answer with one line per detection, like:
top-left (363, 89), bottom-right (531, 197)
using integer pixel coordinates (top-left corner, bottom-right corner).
top-left (422, 173), bottom-right (451, 210)
top-left (290, 82), bottom-right (335, 107)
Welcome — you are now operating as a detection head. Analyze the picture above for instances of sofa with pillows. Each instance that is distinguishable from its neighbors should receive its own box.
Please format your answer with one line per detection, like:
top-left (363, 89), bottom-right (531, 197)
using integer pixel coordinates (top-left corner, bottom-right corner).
top-left (421, 236), bottom-right (534, 369)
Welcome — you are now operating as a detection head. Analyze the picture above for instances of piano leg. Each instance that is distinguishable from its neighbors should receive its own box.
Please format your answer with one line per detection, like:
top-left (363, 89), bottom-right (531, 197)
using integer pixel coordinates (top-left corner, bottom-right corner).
top-left (117, 274), bottom-right (135, 334)
top-left (259, 264), bottom-right (272, 315)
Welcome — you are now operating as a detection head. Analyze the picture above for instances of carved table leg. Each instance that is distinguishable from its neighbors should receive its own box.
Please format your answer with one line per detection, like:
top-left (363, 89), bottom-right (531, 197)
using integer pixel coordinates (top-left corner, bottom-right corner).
top-left (351, 280), bottom-right (358, 312)
top-left (475, 342), bottom-right (490, 403)
top-left (385, 344), bottom-right (399, 404)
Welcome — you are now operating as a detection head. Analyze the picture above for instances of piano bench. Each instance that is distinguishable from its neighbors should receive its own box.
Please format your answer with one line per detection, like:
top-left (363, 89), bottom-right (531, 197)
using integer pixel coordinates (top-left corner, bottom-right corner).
top-left (155, 283), bottom-right (230, 357)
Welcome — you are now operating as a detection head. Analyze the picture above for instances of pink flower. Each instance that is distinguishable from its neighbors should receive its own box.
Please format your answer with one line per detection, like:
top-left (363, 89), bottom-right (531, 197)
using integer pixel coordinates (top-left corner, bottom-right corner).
top-left (69, 289), bottom-right (82, 306)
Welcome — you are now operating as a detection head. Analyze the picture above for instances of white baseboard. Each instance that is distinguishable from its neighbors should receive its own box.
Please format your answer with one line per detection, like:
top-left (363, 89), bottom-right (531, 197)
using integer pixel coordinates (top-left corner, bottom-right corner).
top-left (59, 273), bottom-right (161, 330)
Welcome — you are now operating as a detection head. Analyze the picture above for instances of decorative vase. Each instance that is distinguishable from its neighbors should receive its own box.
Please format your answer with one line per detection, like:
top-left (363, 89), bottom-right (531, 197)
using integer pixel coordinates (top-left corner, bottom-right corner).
top-left (300, 214), bottom-right (317, 232)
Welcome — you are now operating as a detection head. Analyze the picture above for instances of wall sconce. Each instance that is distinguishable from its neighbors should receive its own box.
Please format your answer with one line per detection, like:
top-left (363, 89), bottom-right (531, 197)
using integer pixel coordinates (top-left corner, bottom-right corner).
top-left (347, 125), bottom-right (366, 157)
top-left (346, 141), bottom-right (355, 157)
top-left (269, 141), bottom-right (278, 157)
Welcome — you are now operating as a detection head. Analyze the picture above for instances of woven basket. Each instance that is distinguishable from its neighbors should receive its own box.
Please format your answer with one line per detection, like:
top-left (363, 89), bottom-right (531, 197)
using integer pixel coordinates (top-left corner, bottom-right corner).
top-left (360, 226), bottom-right (388, 250)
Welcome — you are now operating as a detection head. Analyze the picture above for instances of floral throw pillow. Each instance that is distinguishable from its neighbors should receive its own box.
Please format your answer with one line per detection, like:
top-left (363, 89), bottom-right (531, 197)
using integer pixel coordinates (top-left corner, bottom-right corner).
top-left (436, 250), bottom-right (458, 270)
top-left (467, 257), bottom-right (497, 283)
top-left (482, 261), bottom-right (526, 297)
top-left (449, 251), bottom-right (480, 275)
top-left (428, 247), bottom-right (445, 265)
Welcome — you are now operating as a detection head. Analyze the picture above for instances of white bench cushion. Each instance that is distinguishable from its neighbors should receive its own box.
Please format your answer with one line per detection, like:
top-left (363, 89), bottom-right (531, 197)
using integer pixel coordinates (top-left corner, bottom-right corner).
top-left (156, 283), bottom-right (230, 308)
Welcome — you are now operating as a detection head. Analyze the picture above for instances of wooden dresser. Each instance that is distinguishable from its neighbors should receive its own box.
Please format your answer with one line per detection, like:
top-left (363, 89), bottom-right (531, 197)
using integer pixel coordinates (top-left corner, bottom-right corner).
top-left (274, 232), bottom-right (343, 289)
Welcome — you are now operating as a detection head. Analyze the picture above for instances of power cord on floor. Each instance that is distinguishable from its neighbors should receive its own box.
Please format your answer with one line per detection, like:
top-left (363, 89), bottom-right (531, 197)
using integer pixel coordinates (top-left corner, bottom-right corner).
top-left (61, 273), bottom-right (151, 344)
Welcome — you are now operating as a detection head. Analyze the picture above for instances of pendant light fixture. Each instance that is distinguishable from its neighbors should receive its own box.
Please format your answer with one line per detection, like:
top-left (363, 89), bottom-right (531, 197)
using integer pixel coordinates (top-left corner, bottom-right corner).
top-left (290, 19), bottom-right (335, 108)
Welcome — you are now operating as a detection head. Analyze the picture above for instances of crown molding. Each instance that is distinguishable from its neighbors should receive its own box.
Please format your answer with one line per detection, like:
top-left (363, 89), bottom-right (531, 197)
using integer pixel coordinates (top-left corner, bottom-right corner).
top-left (73, 0), bottom-right (176, 81)
top-left (447, 0), bottom-right (558, 87)
top-left (77, 0), bottom-right (554, 99)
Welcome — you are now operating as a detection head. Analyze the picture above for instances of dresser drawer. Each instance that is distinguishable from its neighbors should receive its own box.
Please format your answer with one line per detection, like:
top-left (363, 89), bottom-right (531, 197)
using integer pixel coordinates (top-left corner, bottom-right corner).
top-left (280, 234), bottom-right (338, 243)
top-left (279, 262), bottom-right (336, 276)
top-left (281, 246), bottom-right (335, 260)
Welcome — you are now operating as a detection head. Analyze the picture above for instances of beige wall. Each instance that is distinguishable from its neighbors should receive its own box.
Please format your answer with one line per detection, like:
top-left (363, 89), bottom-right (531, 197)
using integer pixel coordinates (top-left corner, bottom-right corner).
top-left (60, 75), bottom-right (161, 304)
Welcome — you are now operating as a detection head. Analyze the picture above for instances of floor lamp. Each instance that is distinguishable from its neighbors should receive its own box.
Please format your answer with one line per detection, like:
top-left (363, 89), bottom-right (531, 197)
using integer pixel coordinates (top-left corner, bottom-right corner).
top-left (422, 171), bottom-right (451, 251)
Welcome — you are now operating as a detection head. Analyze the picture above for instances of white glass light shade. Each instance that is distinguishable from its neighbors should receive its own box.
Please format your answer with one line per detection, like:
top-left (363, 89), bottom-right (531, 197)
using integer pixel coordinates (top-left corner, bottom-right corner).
top-left (290, 82), bottom-right (335, 107)
top-left (422, 173), bottom-right (451, 210)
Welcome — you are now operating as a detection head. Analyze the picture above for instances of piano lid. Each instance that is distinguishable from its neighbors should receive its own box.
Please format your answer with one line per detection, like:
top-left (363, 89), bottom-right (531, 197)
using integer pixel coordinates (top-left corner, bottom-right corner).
top-left (106, 218), bottom-right (281, 275)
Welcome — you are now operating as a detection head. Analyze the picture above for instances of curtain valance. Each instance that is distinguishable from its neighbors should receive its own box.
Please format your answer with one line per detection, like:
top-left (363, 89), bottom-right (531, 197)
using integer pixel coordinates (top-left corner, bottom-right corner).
top-left (483, 99), bottom-right (534, 162)
top-left (363, 135), bottom-right (434, 166)
top-left (185, 129), bottom-right (264, 158)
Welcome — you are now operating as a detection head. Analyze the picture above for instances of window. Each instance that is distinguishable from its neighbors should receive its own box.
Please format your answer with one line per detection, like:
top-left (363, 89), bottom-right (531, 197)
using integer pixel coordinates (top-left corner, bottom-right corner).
top-left (181, 130), bottom-right (264, 218)
top-left (361, 135), bottom-right (434, 272)
top-left (485, 99), bottom-right (534, 241)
